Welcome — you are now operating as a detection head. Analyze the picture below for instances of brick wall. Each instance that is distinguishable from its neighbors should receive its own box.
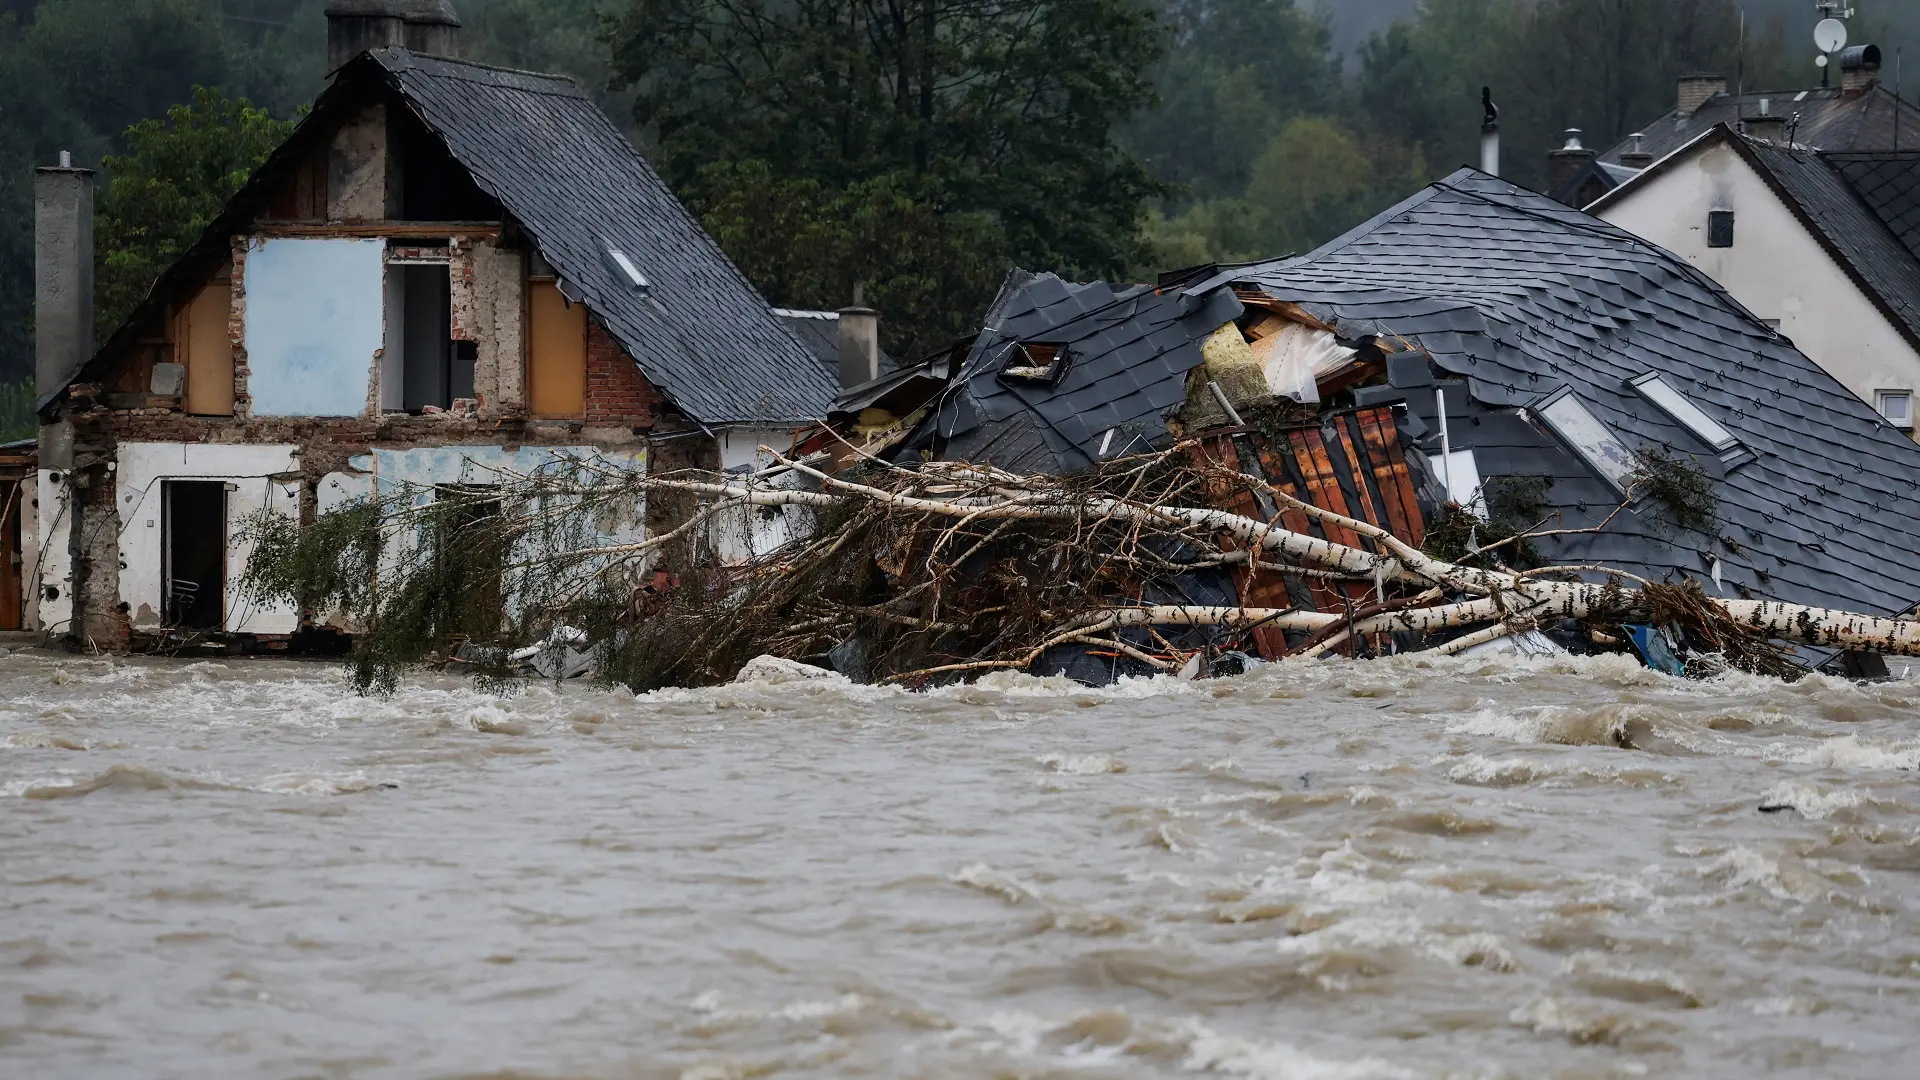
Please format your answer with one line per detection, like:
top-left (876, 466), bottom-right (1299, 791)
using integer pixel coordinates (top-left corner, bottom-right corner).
top-left (586, 321), bottom-right (665, 424)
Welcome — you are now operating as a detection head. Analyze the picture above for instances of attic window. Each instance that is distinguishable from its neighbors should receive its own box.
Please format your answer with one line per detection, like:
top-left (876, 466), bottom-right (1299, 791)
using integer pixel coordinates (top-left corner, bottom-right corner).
top-left (1534, 386), bottom-right (1636, 496)
top-left (601, 240), bottom-right (649, 295)
top-left (1707, 210), bottom-right (1735, 248)
top-left (1627, 372), bottom-right (1739, 452)
top-left (1876, 389), bottom-right (1914, 430)
top-left (1001, 341), bottom-right (1071, 385)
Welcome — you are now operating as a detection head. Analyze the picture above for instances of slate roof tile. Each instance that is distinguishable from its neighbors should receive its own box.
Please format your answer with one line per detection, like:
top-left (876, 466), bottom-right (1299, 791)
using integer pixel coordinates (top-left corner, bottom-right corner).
top-left (368, 49), bottom-right (835, 425)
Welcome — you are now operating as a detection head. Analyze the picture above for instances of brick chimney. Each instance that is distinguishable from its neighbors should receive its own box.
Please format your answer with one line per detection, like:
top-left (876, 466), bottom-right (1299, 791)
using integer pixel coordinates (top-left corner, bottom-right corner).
top-left (326, 1), bottom-right (407, 69)
top-left (837, 285), bottom-right (880, 389)
top-left (1548, 129), bottom-right (1597, 198)
top-left (1841, 45), bottom-right (1883, 95)
top-left (403, 0), bottom-right (461, 58)
top-left (35, 151), bottom-right (94, 404)
top-left (1677, 73), bottom-right (1727, 118)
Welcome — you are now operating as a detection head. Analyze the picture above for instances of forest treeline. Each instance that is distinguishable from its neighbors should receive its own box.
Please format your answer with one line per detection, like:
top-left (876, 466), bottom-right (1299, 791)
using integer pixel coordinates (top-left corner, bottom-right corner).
top-left (1, 0), bottom-right (1915, 417)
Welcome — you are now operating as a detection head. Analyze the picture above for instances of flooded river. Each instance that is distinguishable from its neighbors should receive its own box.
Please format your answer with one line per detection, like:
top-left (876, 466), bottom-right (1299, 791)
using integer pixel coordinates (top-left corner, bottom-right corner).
top-left (2, 650), bottom-right (1918, 1079)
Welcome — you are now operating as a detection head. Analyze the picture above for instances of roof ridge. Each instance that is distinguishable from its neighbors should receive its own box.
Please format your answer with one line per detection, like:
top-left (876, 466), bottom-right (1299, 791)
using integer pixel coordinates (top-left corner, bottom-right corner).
top-left (374, 47), bottom-right (585, 95)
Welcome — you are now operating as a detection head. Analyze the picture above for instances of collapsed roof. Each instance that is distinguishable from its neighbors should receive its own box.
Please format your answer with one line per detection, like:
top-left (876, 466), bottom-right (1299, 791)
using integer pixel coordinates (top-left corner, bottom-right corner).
top-left (894, 169), bottom-right (1920, 623)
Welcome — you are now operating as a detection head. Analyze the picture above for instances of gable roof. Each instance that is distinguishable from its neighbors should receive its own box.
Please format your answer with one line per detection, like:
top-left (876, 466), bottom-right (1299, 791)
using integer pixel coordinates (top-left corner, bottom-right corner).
top-left (367, 50), bottom-right (834, 425)
top-left (1188, 170), bottom-right (1920, 619)
top-left (1597, 83), bottom-right (1920, 169)
top-left (54, 48), bottom-right (834, 427)
top-left (1589, 124), bottom-right (1920, 357)
top-left (1828, 149), bottom-right (1920, 260)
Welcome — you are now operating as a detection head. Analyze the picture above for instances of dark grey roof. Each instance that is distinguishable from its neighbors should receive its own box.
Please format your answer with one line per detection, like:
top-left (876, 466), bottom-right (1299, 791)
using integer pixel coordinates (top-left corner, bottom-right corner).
top-left (1740, 139), bottom-right (1920, 351)
top-left (895, 271), bottom-right (1242, 474)
top-left (368, 49), bottom-right (834, 424)
top-left (774, 310), bottom-right (897, 377)
top-left (1190, 169), bottom-right (1920, 618)
top-left (1598, 84), bottom-right (1920, 167)
top-left (1828, 149), bottom-right (1920, 261)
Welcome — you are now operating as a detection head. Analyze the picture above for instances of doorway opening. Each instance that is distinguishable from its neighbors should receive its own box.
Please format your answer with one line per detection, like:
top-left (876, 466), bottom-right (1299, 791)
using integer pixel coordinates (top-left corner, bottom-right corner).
top-left (1, 482), bottom-right (21, 631)
top-left (164, 480), bottom-right (227, 630)
top-left (432, 484), bottom-right (504, 640)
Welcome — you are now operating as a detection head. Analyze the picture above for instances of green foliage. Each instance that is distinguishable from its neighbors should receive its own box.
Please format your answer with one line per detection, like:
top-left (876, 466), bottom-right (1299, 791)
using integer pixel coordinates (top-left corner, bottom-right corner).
top-left (1631, 446), bottom-right (1719, 536)
top-left (1421, 475), bottom-right (1554, 568)
top-left (95, 86), bottom-right (295, 337)
top-left (606, 0), bottom-right (1168, 358)
top-left (1, 377), bottom-right (35, 442)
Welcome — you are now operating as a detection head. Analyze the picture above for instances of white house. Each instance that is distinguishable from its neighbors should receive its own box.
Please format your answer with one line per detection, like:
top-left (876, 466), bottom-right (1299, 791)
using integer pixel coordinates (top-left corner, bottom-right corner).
top-left (1588, 123), bottom-right (1920, 437)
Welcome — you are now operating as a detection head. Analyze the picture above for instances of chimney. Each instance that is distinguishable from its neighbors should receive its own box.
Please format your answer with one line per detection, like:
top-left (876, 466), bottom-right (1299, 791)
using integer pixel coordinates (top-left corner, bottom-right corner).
top-left (403, 0), bottom-right (461, 58)
top-left (1480, 86), bottom-right (1500, 177)
top-left (1547, 129), bottom-right (1597, 199)
top-left (1620, 132), bottom-right (1654, 169)
top-left (837, 285), bottom-right (880, 390)
top-left (1677, 73), bottom-right (1727, 118)
top-left (1746, 98), bottom-right (1788, 143)
top-left (326, 1), bottom-right (407, 70)
top-left (1841, 45), bottom-right (1883, 95)
top-left (35, 151), bottom-right (94, 402)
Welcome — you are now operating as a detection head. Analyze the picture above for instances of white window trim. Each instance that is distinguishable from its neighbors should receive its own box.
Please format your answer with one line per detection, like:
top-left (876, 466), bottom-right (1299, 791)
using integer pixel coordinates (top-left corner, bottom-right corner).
top-left (1875, 389), bottom-right (1914, 430)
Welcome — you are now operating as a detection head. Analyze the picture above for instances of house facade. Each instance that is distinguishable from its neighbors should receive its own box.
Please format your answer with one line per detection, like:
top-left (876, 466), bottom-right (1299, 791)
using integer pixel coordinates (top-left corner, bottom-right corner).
top-left (1588, 125), bottom-right (1920, 436)
top-left (28, 3), bottom-right (837, 648)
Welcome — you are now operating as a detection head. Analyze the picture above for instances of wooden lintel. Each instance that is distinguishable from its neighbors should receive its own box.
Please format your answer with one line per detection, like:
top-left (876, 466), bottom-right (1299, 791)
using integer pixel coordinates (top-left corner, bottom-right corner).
top-left (251, 221), bottom-right (504, 239)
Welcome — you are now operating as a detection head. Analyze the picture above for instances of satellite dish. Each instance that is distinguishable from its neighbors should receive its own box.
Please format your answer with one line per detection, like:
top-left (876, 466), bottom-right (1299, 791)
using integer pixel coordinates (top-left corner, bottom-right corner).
top-left (1815, 18), bottom-right (1849, 54)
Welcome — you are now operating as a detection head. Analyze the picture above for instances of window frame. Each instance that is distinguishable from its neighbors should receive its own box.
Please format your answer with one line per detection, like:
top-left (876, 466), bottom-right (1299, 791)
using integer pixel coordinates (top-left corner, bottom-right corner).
top-left (1626, 372), bottom-right (1740, 452)
top-left (1875, 389), bottom-right (1914, 430)
top-left (1532, 386), bottom-right (1637, 497)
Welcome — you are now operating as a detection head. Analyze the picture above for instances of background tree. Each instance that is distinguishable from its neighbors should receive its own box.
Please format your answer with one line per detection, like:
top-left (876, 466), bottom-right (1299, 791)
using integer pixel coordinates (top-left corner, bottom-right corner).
top-left (93, 87), bottom-right (296, 338)
top-left (605, 0), bottom-right (1167, 360)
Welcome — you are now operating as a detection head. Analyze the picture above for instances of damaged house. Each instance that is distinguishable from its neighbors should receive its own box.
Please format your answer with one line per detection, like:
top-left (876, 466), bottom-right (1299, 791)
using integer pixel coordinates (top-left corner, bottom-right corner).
top-left (27, 2), bottom-right (836, 648)
top-left (838, 168), bottom-right (1920, 675)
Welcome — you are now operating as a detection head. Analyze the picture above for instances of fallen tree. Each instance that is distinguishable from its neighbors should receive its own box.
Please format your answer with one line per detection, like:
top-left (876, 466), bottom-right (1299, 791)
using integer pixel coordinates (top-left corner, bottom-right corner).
top-left (237, 440), bottom-right (1915, 693)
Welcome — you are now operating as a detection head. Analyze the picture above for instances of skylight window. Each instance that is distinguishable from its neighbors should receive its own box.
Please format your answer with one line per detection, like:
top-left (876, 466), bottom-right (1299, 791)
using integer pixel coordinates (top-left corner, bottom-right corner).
top-left (1534, 387), bottom-right (1636, 496)
top-left (1627, 372), bottom-right (1739, 451)
top-left (601, 239), bottom-right (649, 295)
top-left (1000, 341), bottom-right (1072, 385)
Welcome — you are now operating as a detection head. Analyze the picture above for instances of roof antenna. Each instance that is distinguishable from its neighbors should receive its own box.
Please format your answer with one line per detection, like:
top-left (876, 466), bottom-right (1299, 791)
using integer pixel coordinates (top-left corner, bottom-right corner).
top-left (1737, 7), bottom-right (1746, 126)
top-left (1899, 47), bottom-right (1905, 150)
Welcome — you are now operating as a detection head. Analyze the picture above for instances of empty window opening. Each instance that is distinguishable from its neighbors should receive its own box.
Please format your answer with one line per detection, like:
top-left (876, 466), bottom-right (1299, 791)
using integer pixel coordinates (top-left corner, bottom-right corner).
top-left (1707, 210), bottom-right (1735, 248)
top-left (433, 485), bottom-right (504, 641)
top-left (1876, 389), bottom-right (1913, 429)
top-left (1001, 341), bottom-right (1071, 384)
top-left (1628, 372), bottom-right (1739, 451)
top-left (163, 481), bottom-right (227, 630)
top-left (1535, 387), bottom-right (1637, 496)
top-left (397, 264), bottom-right (475, 413)
top-left (528, 278), bottom-right (587, 418)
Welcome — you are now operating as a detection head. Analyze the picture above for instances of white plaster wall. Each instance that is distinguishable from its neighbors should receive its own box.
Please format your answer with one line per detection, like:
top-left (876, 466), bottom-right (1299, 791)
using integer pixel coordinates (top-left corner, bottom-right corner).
top-left (318, 445), bottom-right (648, 633)
top-left (114, 442), bottom-right (301, 634)
top-left (34, 470), bottom-right (72, 633)
top-left (1597, 143), bottom-right (1920, 419)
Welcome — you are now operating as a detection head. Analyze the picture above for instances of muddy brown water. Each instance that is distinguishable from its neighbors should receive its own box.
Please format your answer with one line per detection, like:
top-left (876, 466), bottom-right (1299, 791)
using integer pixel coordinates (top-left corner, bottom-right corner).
top-left (2, 650), bottom-right (1918, 1079)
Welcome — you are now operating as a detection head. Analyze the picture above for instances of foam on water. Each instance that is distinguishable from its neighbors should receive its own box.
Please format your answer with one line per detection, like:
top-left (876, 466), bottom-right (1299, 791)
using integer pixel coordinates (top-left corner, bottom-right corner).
top-left (1, 649), bottom-right (1916, 1079)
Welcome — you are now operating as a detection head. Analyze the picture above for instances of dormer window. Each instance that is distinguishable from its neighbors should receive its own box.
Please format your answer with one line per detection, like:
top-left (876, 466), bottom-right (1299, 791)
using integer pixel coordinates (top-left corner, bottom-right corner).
top-left (1001, 341), bottom-right (1071, 385)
